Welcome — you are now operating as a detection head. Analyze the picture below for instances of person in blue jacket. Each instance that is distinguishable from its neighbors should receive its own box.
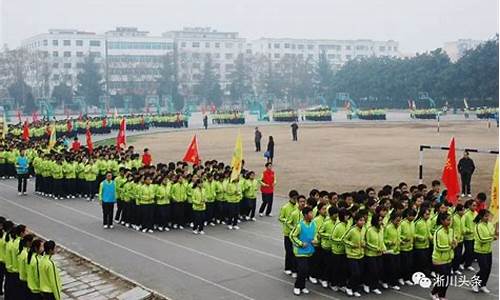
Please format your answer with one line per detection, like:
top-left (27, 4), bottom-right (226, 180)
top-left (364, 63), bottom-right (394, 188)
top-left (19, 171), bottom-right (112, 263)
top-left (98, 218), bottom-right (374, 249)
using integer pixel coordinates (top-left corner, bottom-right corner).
top-left (16, 149), bottom-right (29, 196)
top-left (99, 172), bottom-right (117, 229)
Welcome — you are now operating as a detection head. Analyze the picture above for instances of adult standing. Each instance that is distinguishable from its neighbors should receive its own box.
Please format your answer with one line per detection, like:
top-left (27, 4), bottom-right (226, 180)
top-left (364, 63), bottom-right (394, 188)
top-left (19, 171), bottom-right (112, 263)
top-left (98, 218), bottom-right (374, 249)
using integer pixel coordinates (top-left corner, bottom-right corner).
top-left (291, 122), bottom-right (299, 141)
top-left (259, 162), bottom-right (276, 217)
top-left (254, 127), bottom-right (262, 152)
top-left (266, 136), bottom-right (274, 163)
top-left (203, 115), bottom-right (208, 130)
top-left (16, 149), bottom-right (29, 196)
top-left (458, 151), bottom-right (475, 197)
top-left (99, 172), bottom-right (117, 229)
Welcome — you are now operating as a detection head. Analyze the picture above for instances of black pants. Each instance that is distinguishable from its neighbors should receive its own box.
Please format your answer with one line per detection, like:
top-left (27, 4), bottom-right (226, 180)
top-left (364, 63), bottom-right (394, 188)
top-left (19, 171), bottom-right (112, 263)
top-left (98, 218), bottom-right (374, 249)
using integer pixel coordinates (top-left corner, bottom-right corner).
top-left (461, 173), bottom-right (472, 194)
top-left (102, 202), bottom-right (114, 226)
top-left (115, 199), bottom-right (123, 221)
top-left (86, 181), bottom-right (96, 199)
top-left (310, 247), bottom-right (322, 279)
top-left (0, 262), bottom-right (4, 293)
top-left (259, 193), bottom-right (273, 215)
top-left (41, 292), bottom-right (56, 300)
top-left (4, 271), bottom-right (16, 300)
top-left (53, 179), bottom-right (64, 198)
top-left (347, 258), bottom-right (363, 291)
top-left (431, 263), bottom-right (451, 298)
top-left (205, 202), bottom-right (215, 223)
top-left (215, 201), bottom-right (225, 222)
top-left (173, 202), bottom-right (185, 226)
top-left (130, 202), bottom-right (140, 226)
top-left (452, 242), bottom-right (464, 271)
top-left (255, 141), bottom-right (261, 152)
top-left (17, 173), bottom-right (28, 193)
top-left (320, 250), bottom-right (332, 282)
top-left (400, 250), bottom-right (413, 281)
top-left (365, 256), bottom-right (382, 289)
top-left (462, 239), bottom-right (474, 267)
top-left (284, 236), bottom-right (296, 272)
top-left (141, 204), bottom-right (154, 230)
top-left (227, 202), bottom-right (239, 226)
top-left (156, 204), bottom-right (170, 228)
top-left (331, 253), bottom-right (347, 287)
top-left (295, 257), bottom-right (310, 289)
top-left (383, 254), bottom-right (400, 285)
top-left (414, 248), bottom-right (431, 276)
top-left (475, 252), bottom-right (492, 287)
top-left (292, 130), bottom-right (298, 141)
top-left (247, 198), bottom-right (256, 218)
top-left (193, 210), bottom-right (205, 231)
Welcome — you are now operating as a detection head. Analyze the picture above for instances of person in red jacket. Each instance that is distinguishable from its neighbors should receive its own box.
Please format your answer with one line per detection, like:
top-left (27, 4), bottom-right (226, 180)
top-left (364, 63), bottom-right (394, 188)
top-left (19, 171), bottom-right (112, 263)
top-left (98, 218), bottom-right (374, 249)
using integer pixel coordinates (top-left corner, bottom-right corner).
top-left (259, 162), bottom-right (276, 217)
top-left (71, 137), bottom-right (81, 152)
top-left (142, 148), bottom-right (152, 166)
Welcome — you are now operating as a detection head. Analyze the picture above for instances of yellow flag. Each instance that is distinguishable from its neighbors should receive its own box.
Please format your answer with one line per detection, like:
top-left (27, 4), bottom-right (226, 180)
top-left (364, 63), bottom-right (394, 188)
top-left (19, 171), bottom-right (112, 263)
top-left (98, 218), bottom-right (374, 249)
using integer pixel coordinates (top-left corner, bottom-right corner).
top-left (490, 156), bottom-right (499, 223)
top-left (48, 123), bottom-right (57, 149)
top-left (230, 130), bottom-right (243, 181)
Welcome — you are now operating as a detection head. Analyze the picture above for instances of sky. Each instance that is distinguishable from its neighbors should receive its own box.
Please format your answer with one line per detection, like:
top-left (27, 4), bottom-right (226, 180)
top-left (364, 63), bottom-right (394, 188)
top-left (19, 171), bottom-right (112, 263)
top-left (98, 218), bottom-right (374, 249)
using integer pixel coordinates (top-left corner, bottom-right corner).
top-left (1, 0), bottom-right (498, 53)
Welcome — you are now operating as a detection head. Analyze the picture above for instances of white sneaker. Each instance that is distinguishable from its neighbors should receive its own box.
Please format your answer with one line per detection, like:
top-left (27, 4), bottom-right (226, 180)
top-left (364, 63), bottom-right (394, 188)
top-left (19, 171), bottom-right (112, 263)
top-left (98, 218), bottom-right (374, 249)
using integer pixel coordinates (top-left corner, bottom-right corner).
top-left (391, 285), bottom-right (400, 291)
top-left (292, 273), bottom-right (297, 278)
top-left (454, 270), bottom-right (462, 275)
top-left (293, 288), bottom-right (301, 295)
top-left (381, 283), bottom-right (389, 289)
top-left (284, 270), bottom-right (292, 275)
top-left (267, 213), bottom-right (274, 217)
top-left (373, 288), bottom-right (382, 295)
top-left (467, 266), bottom-right (476, 272)
top-left (103, 225), bottom-right (108, 229)
top-left (173, 224), bottom-right (178, 229)
top-left (251, 217), bottom-right (256, 221)
top-left (199, 231), bottom-right (205, 235)
top-left (405, 280), bottom-right (414, 286)
top-left (346, 288), bottom-right (353, 296)
top-left (204, 221), bottom-right (208, 226)
top-left (158, 227), bottom-right (164, 232)
top-left (245, 216), bottom-right (250, 221)
top-left (431, 293), bottom-right (440, 300)
top-left (233, 226), bottom-right (240, 230)
top-left (228, 225), bottom-right (233, 230)
top-left (398, 279), bottom-right (405, 286)
top-left (339, 286), bottom-right (347, 293)
top-left (179, 225), bottom-right (184, 230)
top-left (472, 285), bottom-right (479, 293)
top-left (146, 229), bottom-right (152, 233)
top-left (480, 287), bottom-right (490, 294)
top-left (22, 192), bottom-right (26, 196)
top-left (193, 230), bottom-right (199, 235)
top-left (363, 284), bottom-right (370, 293)
top-left (125, 223), bottom-right (130, 228)
top-left (320, 280), bottom-right (328, 288)
top-left (66, 196), bottom-right (70, 199)
top-left (190, 222), bottom-right (194, 228)
top-left (209, 222), bottom-right (216, 227)
top-left (431, 271), bottom-right (436, 278)
top-left (109, 225), bottom-right (114, 229)
top-left (216, 220), bottom-right (221, 224)
top-left (259, 213), bottom-right (263, 217)
top-left (353, 292), bottom-right (361, 297)
top-left (142, 229), bottom-right (147, 233)
top-left (467, 194), bottom-right (472, 198)
top-left (17, 192), bottom-right (22, 196)
top-left (71, 196), bottom-right (75, 199)
top-left (309, 277), bottom-right (318, 284)
top-left (461, 194), bottom-right (465, 197)
top-left (459, 264), bottom-right (465, 271)
top-left (165, 227), bottom-right (170, 232)
top-left (301, 288), bottom-right (309, 294)
top-left (330, 285), bottom-right (339, 292)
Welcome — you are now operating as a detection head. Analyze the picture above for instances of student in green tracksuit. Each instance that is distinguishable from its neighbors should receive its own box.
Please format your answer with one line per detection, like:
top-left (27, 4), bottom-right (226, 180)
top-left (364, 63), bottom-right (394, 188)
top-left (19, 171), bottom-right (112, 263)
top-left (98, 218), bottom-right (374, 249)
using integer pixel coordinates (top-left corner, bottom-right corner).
top-left (330, 208), bottom-right (349, 292)
top-left (430, 213), bottom-right (455, 300)
top-left (342, 212), bottom-right (365, 297)
top-left (84, 159), bottom-right (99, 201)
top-left (51, 158), bottom-right (64, 200)
top-left (17, 234), bottom-right (34, 299)
top-left (191, 180), bottom-right (206, 234)
top-left (212, 174), bottom-right (225, 224)
top-left (290, 206), bottom-right (317, 296)
top-left (139, 176), bottom-right (156, 233)
top-left (242, 171), bottom-right (259, 220)
top-left (317, 206), bottom-right (337, 288)
top-left (472, 209), bottom-right (497, 294)
top-left (155, 177), bottom-right (171, 232)
top-left (63, 159), bottom-right (77, 199)
top-left (400, 208), bottom-right (416, 285)
top-left (451, 204), bottom-right (465, 274)
top-left (114, 168), bottom-right (127, 223)
top-left (202, 174), bottom-right (216, 225)
top-left (121, 175), bottom-right (135, 227)
top-left (414, 207), bottom-right (432, 276)
top-left (26, 239), bottom-right (44, 299)
top-left (310, 202), bottom-right (327, 284)
top-left (279, 191), bottom-right (299, 276)
top-left (5, 224), bottom-right (26, 300)
top-left (364, 213), bottom-right (386, 295)
top-left (461, 199), bottom-right (477, 271)
top-left (171, 175), bottom-right (187, 229)
top-left (225, 177), bottom-right (243, 230)
top-left (39, 240), bottom-right (62, 300)
top-left (383, 211), bottom-right (402, 290)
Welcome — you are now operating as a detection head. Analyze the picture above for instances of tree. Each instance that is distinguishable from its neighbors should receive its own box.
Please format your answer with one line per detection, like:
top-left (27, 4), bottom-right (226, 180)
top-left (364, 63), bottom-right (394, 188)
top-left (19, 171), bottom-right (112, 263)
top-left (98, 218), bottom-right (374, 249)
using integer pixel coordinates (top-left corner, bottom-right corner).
top-left (76, 55), bottom-right (103, 106)
top-left (51, 82), bottom-right (73, 106)
top-left (157, 53), bottom-right (176, 100)
top-left (229, 54), bottom-right (252, 103)
top-left (7, 79), bottom-right (34, 112)
top-left (194, 56), bottom-right (221, 106)
top-left (315, 51), bottom-right (335, 100)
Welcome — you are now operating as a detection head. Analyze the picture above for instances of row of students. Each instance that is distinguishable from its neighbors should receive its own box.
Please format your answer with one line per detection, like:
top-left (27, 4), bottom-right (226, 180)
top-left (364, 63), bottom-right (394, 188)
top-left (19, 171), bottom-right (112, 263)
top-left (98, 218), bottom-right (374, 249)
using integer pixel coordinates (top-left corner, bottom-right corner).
top-left (279, 185), bottom-right (497, 298)
top-left (0, 217), bottom-right (61, 300)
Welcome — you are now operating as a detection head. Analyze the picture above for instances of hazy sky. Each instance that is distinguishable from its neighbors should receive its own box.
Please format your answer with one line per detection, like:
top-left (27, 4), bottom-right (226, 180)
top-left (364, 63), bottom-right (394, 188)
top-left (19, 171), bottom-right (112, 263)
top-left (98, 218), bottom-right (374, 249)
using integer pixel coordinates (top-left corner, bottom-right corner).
top-left (1, 0), bottom-right (498, 53)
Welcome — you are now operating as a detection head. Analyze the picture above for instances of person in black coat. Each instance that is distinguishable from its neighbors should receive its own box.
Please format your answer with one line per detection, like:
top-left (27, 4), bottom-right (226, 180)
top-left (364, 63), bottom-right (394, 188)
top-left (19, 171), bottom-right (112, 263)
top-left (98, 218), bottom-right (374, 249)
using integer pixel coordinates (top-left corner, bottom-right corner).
top-left (458, 151), bottom-right (475, 197)
top-left (266, 136), bottom-right (274, 163)
top-left (291, 122), bottom-right (299, 141)
top-left (254, 127), bottom-right (262, 152)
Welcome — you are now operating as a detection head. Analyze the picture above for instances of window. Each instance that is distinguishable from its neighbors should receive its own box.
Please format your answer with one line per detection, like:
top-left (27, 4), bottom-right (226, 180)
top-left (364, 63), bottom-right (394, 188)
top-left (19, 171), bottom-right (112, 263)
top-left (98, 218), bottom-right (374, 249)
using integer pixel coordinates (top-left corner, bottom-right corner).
top-left (225, 63), bottom-right (234, 69)
top-left (192, 63), bottom-right (201, 69)
top-left (246, 49), bottom-right (252, 54)
top-left (63, 40), bottom-right (71, 46)
top-left (89, 40), bottom-right (101, 47)
top-left (284, 43), bottom-right (290, 49)
top-left (64, 74), bottom-right (72, 81)
top-left (53, 74), bottom-right (60, 81)
top-left (225, 53), bottom-right (233, 60)
top-left (298, 54), bottom-right (303, 59)
top-left (63, 63), bottom-right (72, 68)
top-left (346, 55), bottom-right (352, 60)
top-left (274, 53), bottom-right (280, 59)
top-left (268, 43), bottom-right (271, 49)
top-left (298, 44), bottom-right (304, 50)
top-left (76, 51), bottom-right (84, 57)
top-left (205, 53), bottom-right (211, 59)
top-left (345, 45), bottom-right (351, 50)
top-left (327, 54), bottom-right (335, 59)
top-left (215, 42), bottom-right (220, 48)
top-left (90, 52), bottom-right (101, 57)
top-left (308, 54), bottom-right (314, 59)
top-left (307, 44), bottom-right (314, 50)
top-left (52, 63), bottom-right (59, 68)
top-left (214, 53), bottom-right (220, 59)
top-left (63, 51), bottom-right (71, 57)
top-left (214, 63), bottom-right (221, 68)
top-left (205, 42), bottom-right (210, 48)
top-left (193, 74), bottom-right (202, 80)
top-left (192, 42), bottom-right (200, 48)
top-left (52, 51), bottom-right (59, 57)
top-left (274, 43), bottom-right (280, 49)
top-left (43, 40), bottom-right (48, 46)
top-left (181, 42), bottom-right (186, 48)
top-left (393, 46), bottom-right (398, 52)
top-left (192, 53), bottom-right (200, 59)
top-left (225, 42), bottom-right (233, 48)
top-left (52, 40), bottom-right (59, 46)
top-left (76, 63), bottom-right (84, 68)
top-left (76, 40), bottom-right (83, 46)
top-left (379, 46), bottom-right (385, 51)
top-left (291, 44), bottom-right (296, 50)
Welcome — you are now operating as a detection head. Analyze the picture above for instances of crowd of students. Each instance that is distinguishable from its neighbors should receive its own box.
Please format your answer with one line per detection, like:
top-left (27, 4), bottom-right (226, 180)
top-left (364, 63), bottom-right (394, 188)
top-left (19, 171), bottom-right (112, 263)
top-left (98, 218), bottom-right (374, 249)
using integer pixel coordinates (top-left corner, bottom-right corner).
top-left (278, 182), bottom-right (497, 298)
top-left (0, 218), bottom-right (62, 300)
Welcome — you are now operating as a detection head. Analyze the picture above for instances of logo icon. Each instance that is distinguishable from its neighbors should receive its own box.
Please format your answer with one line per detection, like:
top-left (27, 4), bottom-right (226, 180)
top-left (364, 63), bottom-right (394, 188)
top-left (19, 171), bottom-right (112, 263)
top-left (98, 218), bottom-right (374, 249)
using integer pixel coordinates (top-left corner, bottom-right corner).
top-left (412, 272), bottom-right (432, 288)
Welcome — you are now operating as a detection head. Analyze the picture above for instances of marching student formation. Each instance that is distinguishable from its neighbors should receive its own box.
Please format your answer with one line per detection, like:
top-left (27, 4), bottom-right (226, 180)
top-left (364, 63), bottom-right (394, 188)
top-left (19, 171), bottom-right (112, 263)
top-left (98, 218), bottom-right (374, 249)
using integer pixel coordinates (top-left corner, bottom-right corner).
top-left (278, 184), bottom-right (497, 299)
top-left (0, 218), bottom-right (62, 300)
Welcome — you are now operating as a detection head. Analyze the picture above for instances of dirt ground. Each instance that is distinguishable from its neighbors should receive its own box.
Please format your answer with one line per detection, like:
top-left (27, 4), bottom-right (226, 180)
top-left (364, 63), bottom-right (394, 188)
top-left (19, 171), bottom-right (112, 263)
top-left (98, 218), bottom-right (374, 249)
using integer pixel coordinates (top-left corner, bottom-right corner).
top-left (134, 121), bottom-right (498, 197)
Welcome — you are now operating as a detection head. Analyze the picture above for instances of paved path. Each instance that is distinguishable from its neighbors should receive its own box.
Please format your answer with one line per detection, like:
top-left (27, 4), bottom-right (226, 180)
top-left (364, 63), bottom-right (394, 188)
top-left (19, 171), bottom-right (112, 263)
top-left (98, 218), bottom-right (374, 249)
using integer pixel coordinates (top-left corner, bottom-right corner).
top-left (0, 179), bottom-right (497, 300)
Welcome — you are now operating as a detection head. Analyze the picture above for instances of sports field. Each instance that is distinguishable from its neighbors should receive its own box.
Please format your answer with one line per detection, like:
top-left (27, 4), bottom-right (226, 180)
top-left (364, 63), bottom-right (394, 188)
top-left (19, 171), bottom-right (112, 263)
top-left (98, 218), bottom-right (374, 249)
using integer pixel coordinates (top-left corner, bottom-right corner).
top-left (134, 120), bottom-right (499, 197)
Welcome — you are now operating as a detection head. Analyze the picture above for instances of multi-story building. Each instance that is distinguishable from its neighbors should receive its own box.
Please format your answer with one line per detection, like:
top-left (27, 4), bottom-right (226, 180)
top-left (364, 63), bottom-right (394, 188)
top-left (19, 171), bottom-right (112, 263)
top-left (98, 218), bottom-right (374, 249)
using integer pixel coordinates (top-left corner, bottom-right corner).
top-left (443, 39), bottom-right (483, 62)
top-left (252, 38), bottom-right (399, 70)
top-left (162, 27), bottom-right (247, 93)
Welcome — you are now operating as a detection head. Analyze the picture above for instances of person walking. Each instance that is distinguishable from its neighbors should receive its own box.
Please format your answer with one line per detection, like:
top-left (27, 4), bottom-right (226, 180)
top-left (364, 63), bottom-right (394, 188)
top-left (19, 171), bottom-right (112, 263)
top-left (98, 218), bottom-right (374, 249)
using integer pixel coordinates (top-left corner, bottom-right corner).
top-left (259, 162), bottom-right (276, 217)
top-left (15, 149), bottom-right (29, 196)
top-left (254, 127), bottom-right (262, 152)
top-left (458, 151), bottom-right (475, 197)
top-left (291, 122), bottom-right (299, 141)
top-left (266, 136), bottom-right (274, 163)
top-left (99, 172), bottom-right (117, 229)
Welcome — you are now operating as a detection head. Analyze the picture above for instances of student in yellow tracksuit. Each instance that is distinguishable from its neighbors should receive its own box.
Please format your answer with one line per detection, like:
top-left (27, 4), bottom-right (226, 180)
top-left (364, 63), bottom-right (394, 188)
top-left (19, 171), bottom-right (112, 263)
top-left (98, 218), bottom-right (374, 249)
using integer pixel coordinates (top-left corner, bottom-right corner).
top-left (0, 219), bottom-right (14, 297)
top-left (17, 234), bottom-right (34, 299)
top-left (400, 208), bottom-right (416, 285)
top-left (451, 204), bottom-right (465, 274)
top-left (383, 211), bottom-right (402, 290)
top-left (330, 208), bottom-right (349, 292)
top-left (191, 180), bottom-right (206, 235)
top-left (139, 176), bottom-right (156, 233)
top-left (430, 213), bottom-right (455, 300)
top-left (5, 224), bottom-right (27, 299)
top-left (26, 239), bottom-right (44, 299)
top-left (472, 209), bottom-right (497, 294)
top-left (364, 213), bottom-right (386, 295)
top-left (317, 206), bottom-right (337, 288)
top-left (39, 241), bottom-right (62, 300)
top-left (342, 212), bottom-right (365, 297)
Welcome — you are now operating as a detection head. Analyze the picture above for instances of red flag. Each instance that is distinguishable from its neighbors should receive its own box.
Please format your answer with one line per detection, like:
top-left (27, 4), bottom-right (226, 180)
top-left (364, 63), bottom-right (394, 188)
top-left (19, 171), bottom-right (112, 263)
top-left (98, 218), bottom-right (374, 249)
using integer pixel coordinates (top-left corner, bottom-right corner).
top-left (22, 121), bottom-right (30, 141)
top-left (182, 135), bottom-right (201, 165)
top-left (102, 118), bottom-right (107, 128)
top-left (66, 119), bottom-right (73, 132)
top-left (441, 137), bottom-right (460, 204)
top-left (116, 118), bottom-right (126, 151)
top-left (86, 127), bottom-right (93, 154)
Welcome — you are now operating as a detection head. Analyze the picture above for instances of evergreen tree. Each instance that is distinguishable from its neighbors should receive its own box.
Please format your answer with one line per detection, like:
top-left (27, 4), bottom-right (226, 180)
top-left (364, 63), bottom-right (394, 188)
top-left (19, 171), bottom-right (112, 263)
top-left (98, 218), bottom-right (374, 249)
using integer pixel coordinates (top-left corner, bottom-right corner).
top-left (229, 54), bottom-right (251, 103)
top-left (76, 55), bottom-right (103, 106)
